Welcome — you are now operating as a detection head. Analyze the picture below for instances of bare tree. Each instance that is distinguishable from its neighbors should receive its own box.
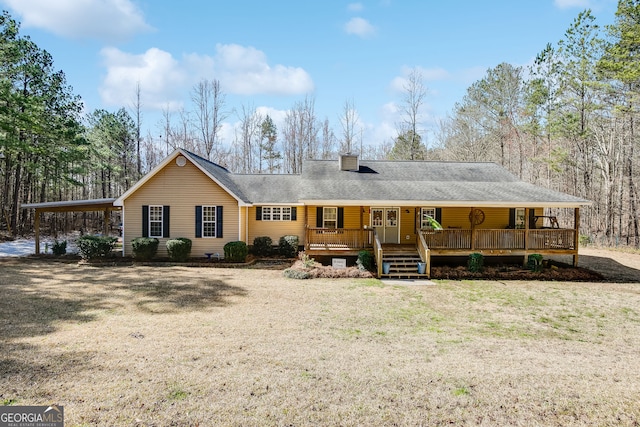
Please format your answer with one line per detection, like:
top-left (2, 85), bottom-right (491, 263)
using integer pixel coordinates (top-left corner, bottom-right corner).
top-left (282, 96), bottom-right (319, 173)
top-left (339, 98), bottom-right (361, 153)
top-left (391, 68), bottom-right (428, 160)
top-left (191, 79), bottom-right (228, 162)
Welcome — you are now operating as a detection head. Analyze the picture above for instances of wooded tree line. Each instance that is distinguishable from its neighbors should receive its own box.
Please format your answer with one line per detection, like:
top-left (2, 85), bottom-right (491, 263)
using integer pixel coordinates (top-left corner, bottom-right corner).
top-left (1, 2), bottom-right (639, 247)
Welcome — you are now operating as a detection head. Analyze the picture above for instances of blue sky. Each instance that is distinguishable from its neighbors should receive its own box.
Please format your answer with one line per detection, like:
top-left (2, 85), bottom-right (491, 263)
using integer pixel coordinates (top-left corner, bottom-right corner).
top-left (0, 0), bottom-right (619, 150)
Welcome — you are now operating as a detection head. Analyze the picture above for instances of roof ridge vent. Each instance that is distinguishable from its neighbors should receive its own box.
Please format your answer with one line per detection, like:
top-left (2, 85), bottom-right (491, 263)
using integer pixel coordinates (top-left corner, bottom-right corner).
top-left (339, 153), bottom-right (359, 171)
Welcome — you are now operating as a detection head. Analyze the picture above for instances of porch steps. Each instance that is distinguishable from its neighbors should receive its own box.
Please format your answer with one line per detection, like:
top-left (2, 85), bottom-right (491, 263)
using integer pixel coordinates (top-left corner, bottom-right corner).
top-left (381, 251), bottom-right (428, 279)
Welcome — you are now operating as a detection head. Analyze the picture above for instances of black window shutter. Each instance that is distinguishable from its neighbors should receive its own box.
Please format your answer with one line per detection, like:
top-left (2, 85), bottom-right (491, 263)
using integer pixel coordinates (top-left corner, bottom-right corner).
top-left (528, 209), bottom-right (536, 229)
top-left (142, 205), bottom-right (149, 237)
top-left (316, 207), bottom-right (323, 227)
top-left (256, 207), bottom-right (262, 221)
top-left (195, 206), bottom-right (202, 238)
top-left (291, 207), bottom-right (297, 221)
top-left (435, 208), bottom-right (442, 224)
top-left (338, 207), bottom-right (344, 228)
top-left (163, 206), bottom-right (170, 237)
top-left (508, 208), bottom-right (516, 228)
top-left (216, 206), bottom-right (223, 238)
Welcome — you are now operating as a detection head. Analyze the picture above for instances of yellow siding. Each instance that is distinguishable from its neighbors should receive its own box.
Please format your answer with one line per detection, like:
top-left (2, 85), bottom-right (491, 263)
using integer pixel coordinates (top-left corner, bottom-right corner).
top-left (247, 206), bottom-right (306, 246)
top-left (307, 206), bottom-right (365, 229)
top-left (123, 158), bottom-right (239, 257)
top-left (441, 207), bottom-right (544, 229)
top-left (400, 208), bottom-right (418, 244)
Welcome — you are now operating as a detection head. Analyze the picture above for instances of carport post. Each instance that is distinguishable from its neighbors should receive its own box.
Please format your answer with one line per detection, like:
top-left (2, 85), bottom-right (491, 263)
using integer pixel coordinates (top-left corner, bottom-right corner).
top-left (34, 208), bottom-right (41, 255)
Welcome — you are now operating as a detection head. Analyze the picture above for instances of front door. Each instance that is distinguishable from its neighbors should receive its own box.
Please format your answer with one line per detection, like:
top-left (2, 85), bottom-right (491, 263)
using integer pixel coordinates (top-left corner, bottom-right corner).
top-left (372, 208), bottom-right (400, 244)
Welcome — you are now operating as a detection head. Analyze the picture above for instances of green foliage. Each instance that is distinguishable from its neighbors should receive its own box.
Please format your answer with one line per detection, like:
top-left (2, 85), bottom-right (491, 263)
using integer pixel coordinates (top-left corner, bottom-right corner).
top-left (299, 252), bottom-right (315, 268)
top-left (283, 268), bottom-right (311, 279)
top-left (356, 250), bottom-right (374, 271)
top-left (51, 240), bottom-right (67, 256)
top-left (252, 236), bottom-right (273, 256)
top-left (76, 235), bottom-right (117, 260)
top-left (166, 238), bottom-right (192, 262)
top-left (279, 235), bottom-right (299, 258)
top-left (527, 254), bottom-right (544, 272)
top-left (223, 241), bottom-right (248, 262)
top-left (131, 237), bottom-right (159, 260)
top-left (467, 253), bottom-right (484, 272)
top-left (579, 234), bottom-right (592, 245)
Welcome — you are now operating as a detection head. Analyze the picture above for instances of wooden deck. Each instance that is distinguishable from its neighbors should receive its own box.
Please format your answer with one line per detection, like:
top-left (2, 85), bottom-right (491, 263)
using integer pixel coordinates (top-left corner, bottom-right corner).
top-left (305, 227), bottom-right (579, 278)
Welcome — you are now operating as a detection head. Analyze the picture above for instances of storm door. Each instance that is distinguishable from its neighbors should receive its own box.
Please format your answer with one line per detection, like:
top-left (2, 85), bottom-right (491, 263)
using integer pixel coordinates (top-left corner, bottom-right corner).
top-left (372, 208), bottom-right (400, 244)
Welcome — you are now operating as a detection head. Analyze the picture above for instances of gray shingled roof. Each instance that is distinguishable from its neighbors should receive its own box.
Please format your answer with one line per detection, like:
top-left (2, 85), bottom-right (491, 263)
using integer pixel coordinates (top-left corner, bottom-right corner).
top-left (184, 150), bottom-right (252, 203)
top-left (294, 160), bottom-right (589, 206)
top-left (185, 153), bottom-right (589, 207)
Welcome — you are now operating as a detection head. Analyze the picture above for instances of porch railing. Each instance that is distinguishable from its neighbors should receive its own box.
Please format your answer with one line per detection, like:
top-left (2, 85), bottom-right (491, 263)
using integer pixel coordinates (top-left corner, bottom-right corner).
top-left (419, 228), bottom-right (575, 251)
top-left (305, 227), bottom-right (374, 250)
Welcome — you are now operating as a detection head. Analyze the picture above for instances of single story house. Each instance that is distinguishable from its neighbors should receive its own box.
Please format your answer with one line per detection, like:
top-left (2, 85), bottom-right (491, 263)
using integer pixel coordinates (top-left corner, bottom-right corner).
top-left (112, 148), bottom-right (589, 278)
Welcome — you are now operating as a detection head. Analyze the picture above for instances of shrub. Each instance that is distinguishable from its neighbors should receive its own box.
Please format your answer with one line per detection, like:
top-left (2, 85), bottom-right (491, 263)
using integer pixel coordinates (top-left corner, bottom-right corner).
top-left (527, 254), bottom-right (544, 272)
top-left (356, 250), bottom-right (374, 271)
top-left (252, 236), bottom-right (273, 256)
top-left (76, 235), bottom-right (118, 260)
top-left (283, 268), bottom-right (311, 279)
top-left (166, 238), bottom-right (192, 262)
top-left (278, 235), bottom-right (299, 258)
top-left (131, 237), bottom-right (159, 260)
top-left (467, 252), bottom-right (484, 272)
top-left (299, 251), bottom-right (315, 268)
top-left (52, 240), bottom-right (67, 256)
top-left (223, 241), bottom-right (248, 262)
top-left (579, 234), bottom-right (592, 245)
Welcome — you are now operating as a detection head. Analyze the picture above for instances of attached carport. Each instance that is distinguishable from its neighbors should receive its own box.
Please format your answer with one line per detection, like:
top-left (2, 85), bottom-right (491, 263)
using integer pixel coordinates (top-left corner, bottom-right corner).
top-left (21, 198), bottom-right (121, 254)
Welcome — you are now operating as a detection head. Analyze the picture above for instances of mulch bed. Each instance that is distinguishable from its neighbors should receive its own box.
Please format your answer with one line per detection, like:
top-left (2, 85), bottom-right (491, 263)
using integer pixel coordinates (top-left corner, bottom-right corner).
top-left (429, 263), bottom-right (604, 281)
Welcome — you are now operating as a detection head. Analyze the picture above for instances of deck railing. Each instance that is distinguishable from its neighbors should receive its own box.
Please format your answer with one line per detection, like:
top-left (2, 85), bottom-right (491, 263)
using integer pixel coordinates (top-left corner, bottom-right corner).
top-left (419, 228), bottom-right (575, 251)
top-left (305, 227), bottom-right (374, 250)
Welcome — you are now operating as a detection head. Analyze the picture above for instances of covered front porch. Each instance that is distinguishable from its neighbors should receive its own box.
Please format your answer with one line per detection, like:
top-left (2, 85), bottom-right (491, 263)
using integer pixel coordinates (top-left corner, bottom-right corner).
top-left (304, 207), bottom-right (581, 278)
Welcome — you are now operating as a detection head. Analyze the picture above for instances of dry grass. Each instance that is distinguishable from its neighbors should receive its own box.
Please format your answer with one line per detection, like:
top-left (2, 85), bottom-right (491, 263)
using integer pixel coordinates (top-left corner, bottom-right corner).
top-left (1, 257), bottom-right (640, 426)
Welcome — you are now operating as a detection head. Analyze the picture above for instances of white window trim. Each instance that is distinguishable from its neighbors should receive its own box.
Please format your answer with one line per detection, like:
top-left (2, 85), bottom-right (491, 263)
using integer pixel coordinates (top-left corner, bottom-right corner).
top-left (149, 205), bottom-right (163, 238)
top-left (261, 206), bottom-right (292, 221)
top-left (323, 207), bottom-right (338, 229)
top-left (515, 207), bottom-right (526, 229)
top-left (202, 205), bottom-right (217, 238)
top-left (421, 207), bottom-right (436, 229)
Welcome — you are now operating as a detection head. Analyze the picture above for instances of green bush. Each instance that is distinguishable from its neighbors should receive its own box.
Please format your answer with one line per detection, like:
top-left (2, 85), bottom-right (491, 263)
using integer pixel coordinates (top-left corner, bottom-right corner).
top-left (283, 268), bottom-right (311, 279)
top-left (131, 237), bottom-right (159, 260)
top-left (278, 235), bottom-right (299, 258)
top-left (166, 238), bottom-right (192, 262)
top-left (579, 234), bottom-right (592, 245)
top-left (356, 250), bottom-right (374, 271)
top-left (52, 240), bottom-right (67, 256)
top-left (223, 241), bottom-right (248, 262)
top-left (76, 235), bottom-right (118, 260)
top-left (252, 236), bottom-right (273, 256)
top-left (527, 254), bottom-right (544, 272)
top-left (467, 252), bottom-right (484, 272)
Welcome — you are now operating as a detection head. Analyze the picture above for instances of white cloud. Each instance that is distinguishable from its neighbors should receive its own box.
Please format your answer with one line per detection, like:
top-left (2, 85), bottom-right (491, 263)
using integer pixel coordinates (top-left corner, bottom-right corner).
top-left (99, 47), bottom-right (187, 110)
top-left (99, 44), bottom-right (314, 110)
top-left (1, 0), bottom-right (153, 41)
top-left (347, 3), bottom-right (364, 12)
top-left (212, 44), bottom-right (314, 95)
top-left (344, 17), bottom-right (376, 38)
top-left (554, 0), bottom-right (591, 8)
top-left (389, 66), bottom-right (450, 93)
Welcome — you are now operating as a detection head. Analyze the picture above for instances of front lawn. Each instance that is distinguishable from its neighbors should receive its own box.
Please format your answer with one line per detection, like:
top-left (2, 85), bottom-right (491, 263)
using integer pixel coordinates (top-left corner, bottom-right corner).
top-left (1, 258), bottom-right (639, 426)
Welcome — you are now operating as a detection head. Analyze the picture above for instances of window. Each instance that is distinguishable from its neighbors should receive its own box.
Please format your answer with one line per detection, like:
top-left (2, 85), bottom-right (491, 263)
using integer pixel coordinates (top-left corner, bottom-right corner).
top-left (196, 205), bottom-right (223, 238)
top-left (261, 206), bottom-right (293, 221)
top-left (323, 207), bottom-right (338, 228)
top-left (149, 205), bottom-right (163, 237)
top-left (421, 207), bottom-right (436, 229)
top-left (515, 208), bottom-right (526, 229)
top-left (202, 206), bottom-right (217, 237)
